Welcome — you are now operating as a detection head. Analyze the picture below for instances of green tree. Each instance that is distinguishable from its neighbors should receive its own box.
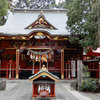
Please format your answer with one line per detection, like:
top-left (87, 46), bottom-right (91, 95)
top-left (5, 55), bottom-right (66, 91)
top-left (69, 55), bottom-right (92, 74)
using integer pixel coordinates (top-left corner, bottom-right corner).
top-left (56, 0), bottom-right (73, 9)
top-left (8, 0), bottom-right (14, 11)
top-left (0, 0), bottom-right (8, 25)
top-left (67, 0), bottom-right (100, 50)
top-left (65, 0), bottom-right (73, 8)
top-left (15, 0), bottom-right (56, 9)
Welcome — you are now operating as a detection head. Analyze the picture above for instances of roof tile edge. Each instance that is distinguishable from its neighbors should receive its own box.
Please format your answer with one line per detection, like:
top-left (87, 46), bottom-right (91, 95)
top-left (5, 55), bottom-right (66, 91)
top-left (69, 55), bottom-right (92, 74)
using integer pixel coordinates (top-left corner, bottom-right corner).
top-left (13, 8), bottom-right (68, 13)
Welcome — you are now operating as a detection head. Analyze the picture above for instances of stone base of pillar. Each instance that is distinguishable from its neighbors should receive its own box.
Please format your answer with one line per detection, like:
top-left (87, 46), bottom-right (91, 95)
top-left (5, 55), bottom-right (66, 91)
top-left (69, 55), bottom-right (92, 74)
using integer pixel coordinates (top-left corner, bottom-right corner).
top-left (16, 74), bottom-right (19, 79)
top-left (61, 74), bottom-right (64, 79)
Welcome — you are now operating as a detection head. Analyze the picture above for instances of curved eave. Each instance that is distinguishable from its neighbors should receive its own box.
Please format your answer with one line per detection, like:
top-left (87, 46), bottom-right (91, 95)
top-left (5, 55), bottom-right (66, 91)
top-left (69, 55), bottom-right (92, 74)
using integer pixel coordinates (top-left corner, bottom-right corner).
top-left (0, 29), bottom-right (68, 37)
top-left (29, 70), bottom-right (59, 82)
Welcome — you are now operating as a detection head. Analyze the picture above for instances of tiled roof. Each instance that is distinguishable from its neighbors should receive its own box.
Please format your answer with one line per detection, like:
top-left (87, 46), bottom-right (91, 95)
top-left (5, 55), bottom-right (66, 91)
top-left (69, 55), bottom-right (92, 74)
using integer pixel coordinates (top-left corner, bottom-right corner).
top-left (0, 9), bottom-right (69, 36)
top-left (29, 70), bottom-right (59, 81)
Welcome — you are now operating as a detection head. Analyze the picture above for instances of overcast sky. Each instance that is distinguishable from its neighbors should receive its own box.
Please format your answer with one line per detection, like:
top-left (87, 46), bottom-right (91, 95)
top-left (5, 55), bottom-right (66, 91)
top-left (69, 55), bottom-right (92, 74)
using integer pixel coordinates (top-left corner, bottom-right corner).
top-left (56, 0), bottom-right (59, 4)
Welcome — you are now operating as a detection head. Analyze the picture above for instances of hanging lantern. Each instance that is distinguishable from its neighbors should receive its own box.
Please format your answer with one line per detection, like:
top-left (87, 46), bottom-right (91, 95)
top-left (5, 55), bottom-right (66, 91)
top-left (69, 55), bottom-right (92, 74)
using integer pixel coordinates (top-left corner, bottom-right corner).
top-left (42, 55), bottom-right (45, 62)
top-left (32, 55), bottom-right (35, 60)
top-left (30, 53), bottom-right (33, 59)
top-left (39, 55), bottom-right (42, 60)
top-left (36, 55), bottom-right (38, 61)
top-left (49, 54), bottom-right (51, 59)
top-left (43, 57), bottom-right (45, 61)
top-left (46, 54), bottom-right (48, 59)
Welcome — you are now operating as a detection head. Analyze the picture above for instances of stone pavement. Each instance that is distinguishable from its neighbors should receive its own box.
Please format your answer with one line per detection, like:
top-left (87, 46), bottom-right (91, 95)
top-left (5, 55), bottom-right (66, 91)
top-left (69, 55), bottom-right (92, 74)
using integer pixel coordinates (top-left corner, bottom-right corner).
top-left (0, 80), bottom-right (99, 100)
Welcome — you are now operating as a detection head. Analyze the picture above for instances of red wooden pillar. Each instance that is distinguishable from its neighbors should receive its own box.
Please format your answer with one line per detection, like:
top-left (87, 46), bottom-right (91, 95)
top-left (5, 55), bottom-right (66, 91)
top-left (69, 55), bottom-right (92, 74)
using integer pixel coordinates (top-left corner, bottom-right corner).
top-left (32, 82), bottom-right (35, 97)
top-left (6, 63), bottom-right (9, 78)
top-left (53, 84), bottom-right (55, 97)
top-left (16, 49), bottom-right (19, 79)
top-left (61, 49), bottom-right (64, 79)
top-left (12, 63), bottom-right (14, 79)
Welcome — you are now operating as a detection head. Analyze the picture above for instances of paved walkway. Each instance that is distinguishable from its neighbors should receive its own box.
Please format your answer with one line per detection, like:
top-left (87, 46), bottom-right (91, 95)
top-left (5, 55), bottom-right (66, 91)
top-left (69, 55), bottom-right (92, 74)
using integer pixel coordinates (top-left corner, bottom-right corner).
top-left (0, 80), bottom-right (99, 100)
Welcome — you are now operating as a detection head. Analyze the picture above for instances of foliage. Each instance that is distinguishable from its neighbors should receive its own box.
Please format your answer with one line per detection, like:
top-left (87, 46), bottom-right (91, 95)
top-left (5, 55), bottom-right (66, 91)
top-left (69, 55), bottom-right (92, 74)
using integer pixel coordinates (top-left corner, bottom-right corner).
top-left (67, 0), bottom-right (100, 50)
top-left (15, 0), bottom-right (56, 9)
top-left (56, 1), bottom-right (67, 9)
top-left (83, 64), bottom-right (88, 72)
top-left (56, 0), bottom-right (73, 9)
top-left (79, 79), bottom-right (98, 92)
top-left (8, 0), bottom-right (15, 11)
top-left (0, 0), bottom-right (8, 25)
top-left (82, 64), bottom-right (90, 78)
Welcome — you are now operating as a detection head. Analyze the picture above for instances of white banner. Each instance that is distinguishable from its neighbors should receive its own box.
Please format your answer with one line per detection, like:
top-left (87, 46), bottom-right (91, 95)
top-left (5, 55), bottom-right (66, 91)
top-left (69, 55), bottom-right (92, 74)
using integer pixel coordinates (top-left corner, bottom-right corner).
top-left (71, 60), bottom-right (76, 77)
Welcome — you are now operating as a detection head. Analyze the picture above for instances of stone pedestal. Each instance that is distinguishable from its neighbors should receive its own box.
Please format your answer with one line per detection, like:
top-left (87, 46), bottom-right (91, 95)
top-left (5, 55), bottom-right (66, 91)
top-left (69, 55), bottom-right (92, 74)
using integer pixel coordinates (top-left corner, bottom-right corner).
top-left (0, 81), bottom-right (6, 91)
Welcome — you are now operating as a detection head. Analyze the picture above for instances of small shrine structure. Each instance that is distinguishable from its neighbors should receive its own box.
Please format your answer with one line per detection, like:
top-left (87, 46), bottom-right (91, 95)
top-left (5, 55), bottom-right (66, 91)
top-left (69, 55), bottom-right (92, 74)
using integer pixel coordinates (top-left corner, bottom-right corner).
top-left (29, 65), bottom-right (59, 97)
top-left (84, 47), bottom-right (100, 79)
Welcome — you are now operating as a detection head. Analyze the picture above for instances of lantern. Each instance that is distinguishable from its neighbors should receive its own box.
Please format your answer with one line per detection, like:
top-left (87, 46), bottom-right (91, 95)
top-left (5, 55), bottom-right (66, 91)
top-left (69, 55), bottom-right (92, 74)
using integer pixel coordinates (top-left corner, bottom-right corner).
top-left (39, 56), bottom-right (42, 61)
top-left (30, 53), bottom-right (33, 59)
top-left (46, 54), bottom-right (48, 59)
top-left (32, 55), bottom-right (35, 60)
top-left (36, 55), bottom-right (38, 61)
top-left (48, 54), bottom-right (51, 59)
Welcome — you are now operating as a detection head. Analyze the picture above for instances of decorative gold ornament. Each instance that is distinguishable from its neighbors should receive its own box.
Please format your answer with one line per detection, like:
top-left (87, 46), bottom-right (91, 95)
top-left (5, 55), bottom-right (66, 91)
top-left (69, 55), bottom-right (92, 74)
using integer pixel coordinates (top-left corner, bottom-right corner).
top-left (47, 35), bottom-right (50, 39)
top-left (0, 37), bottom-right (5, 39)
top-left (22, 36), bottom-right (26, 39)
top-left (12, 37), bottom-right (16, 39)
top-left (54, 36), bottom-right (59, 40)
top-left (37, 32), bottom-right (43, 36)
top-left (50, 26), bottom-right (53, 29)
top-left (64, 38), bottom-right (68, 40)
top-left (29, 35), bottom-right (33, 39)
top-left (29, 26), bottom-right (32, 29)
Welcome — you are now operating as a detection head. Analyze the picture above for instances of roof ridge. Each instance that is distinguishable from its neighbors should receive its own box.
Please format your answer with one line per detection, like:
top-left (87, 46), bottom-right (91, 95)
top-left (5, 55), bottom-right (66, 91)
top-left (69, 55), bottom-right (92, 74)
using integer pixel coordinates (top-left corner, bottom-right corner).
top-left (13, 8), bottom-right (68, 12)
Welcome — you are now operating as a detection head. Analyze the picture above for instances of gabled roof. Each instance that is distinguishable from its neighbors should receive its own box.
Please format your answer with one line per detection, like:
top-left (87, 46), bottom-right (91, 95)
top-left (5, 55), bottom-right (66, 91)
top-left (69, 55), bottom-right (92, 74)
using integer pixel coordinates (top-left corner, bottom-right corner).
top-left (25, 12), bottom-right (57, 29)
top-left (0, 9), bottom-right (69, 36)
top-left (29, 67), bottom-right (59, 81)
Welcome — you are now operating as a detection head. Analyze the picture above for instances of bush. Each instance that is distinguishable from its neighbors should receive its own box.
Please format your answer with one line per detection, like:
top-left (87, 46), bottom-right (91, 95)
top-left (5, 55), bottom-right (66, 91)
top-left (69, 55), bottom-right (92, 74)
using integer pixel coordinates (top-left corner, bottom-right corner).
top-left (79, 79), bottom-right (98, 92)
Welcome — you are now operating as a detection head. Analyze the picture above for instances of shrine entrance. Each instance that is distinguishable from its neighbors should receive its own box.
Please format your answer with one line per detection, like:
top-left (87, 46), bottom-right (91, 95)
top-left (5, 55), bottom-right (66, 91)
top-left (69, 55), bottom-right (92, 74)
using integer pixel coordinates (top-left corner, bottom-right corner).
top-left (18, 46), bottom-right (62, 79)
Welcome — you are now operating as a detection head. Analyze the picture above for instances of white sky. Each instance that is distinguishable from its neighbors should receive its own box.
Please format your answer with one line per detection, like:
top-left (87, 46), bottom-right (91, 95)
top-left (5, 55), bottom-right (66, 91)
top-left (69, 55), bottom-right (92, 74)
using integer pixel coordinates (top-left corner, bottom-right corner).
top-left (56, 0), bottom-right (59, 5)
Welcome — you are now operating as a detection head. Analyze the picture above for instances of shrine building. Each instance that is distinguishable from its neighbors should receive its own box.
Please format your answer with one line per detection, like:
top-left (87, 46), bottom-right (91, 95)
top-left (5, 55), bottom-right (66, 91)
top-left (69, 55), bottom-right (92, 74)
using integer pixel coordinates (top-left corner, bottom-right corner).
top-left (0, 9), bottom-right (83, 79)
